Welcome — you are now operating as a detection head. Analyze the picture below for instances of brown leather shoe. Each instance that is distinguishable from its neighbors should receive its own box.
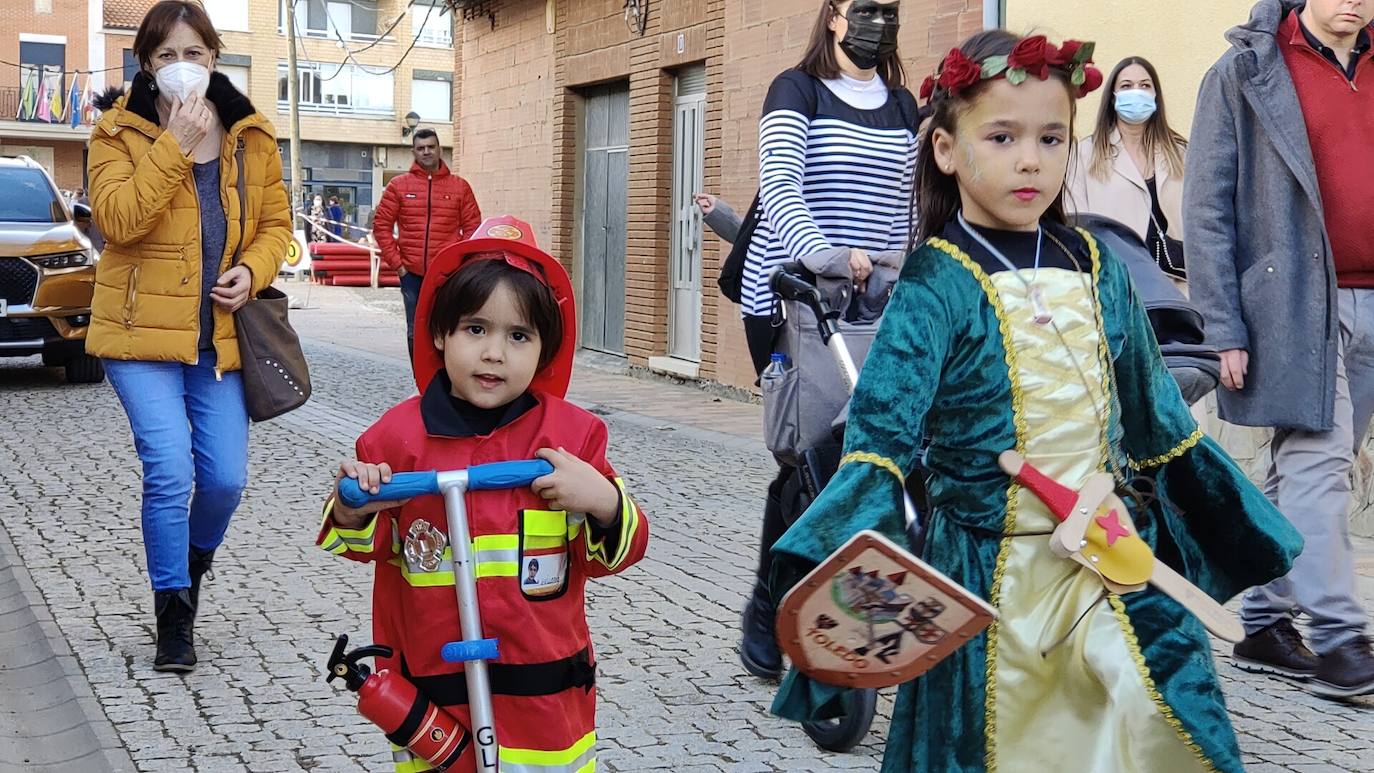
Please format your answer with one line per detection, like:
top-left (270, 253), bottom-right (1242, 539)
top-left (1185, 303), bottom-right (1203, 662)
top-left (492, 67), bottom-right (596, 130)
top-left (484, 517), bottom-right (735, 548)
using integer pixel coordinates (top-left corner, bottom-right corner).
top-left (1232, 619), bottom-right (1318, 680)
top-left (1309, 636), bottom-right (1374, 699)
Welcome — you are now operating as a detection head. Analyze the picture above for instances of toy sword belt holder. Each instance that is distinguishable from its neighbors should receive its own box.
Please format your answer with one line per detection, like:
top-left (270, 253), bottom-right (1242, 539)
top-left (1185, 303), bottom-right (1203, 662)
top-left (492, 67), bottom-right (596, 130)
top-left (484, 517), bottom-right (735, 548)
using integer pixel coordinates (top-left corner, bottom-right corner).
top-left (770, 265), bottom-right (998, 690)
top-left (997, 450), bottom-right (1244, 643)
top-left (328, 459), bottom-right (556, 772)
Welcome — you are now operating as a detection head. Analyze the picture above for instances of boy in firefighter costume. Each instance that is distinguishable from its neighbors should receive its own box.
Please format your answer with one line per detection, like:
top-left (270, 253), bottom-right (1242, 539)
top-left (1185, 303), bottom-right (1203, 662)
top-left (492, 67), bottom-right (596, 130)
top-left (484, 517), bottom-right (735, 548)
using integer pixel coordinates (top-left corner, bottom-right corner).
top-left (769, 31), bottom-right (1304, 773)
top-left (318, 215), bottom-right (649, 772)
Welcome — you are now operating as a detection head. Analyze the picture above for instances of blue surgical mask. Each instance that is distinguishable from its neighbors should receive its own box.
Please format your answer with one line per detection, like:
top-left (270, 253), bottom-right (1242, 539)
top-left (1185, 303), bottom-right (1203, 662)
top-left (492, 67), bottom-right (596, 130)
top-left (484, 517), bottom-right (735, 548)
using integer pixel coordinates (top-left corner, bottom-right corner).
top-left (1114, 89), bottom-right (1157, 125)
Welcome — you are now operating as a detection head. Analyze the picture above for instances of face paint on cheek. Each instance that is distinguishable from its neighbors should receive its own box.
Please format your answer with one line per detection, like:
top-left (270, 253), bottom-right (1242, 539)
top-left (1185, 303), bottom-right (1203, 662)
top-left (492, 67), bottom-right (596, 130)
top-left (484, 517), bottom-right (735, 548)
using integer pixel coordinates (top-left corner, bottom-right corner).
top-left (959, 140), bottom-right (984, 183)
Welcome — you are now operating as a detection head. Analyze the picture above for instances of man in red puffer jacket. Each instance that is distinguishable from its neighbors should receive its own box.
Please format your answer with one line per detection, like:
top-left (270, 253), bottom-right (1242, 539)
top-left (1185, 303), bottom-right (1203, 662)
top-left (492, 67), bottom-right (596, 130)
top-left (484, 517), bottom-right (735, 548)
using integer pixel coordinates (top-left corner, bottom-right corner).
top-left (373, 128), bottom-right (482, 354)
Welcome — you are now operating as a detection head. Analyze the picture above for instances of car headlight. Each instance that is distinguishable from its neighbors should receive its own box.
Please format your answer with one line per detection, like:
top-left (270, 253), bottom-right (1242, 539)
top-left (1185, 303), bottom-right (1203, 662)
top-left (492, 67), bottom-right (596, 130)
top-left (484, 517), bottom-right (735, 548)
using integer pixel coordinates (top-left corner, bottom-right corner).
top-left (32, 251), bottom-right (91, 269)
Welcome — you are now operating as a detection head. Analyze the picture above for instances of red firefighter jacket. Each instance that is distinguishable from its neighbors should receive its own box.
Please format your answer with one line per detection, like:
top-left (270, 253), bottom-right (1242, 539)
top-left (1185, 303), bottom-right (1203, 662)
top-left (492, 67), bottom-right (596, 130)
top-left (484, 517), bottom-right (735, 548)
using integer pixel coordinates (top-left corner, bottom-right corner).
top-left (320, 216), bottom-right (646, 773)
top-left (372, 161), bottom-right (482, 276)
top-left (318, 380), bottom-right (648, 772)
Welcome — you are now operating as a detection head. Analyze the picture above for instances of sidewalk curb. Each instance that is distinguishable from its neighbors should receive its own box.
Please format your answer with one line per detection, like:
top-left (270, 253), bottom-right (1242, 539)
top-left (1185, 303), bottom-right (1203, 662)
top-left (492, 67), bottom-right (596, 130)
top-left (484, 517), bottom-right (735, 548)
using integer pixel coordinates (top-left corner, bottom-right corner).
top-left (0, 520), bottom-right (137, 773)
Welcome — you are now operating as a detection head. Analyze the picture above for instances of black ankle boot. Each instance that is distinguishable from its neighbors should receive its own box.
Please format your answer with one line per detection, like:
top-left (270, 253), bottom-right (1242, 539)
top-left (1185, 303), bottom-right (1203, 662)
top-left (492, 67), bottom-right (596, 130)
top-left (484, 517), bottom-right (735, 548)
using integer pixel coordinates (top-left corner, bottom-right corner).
top-left (188, 548), bottom-right (216, 615)
top-left (740, 580), bottom-right (783, 679)
top-left (187, 548), bottom-right (216, 643)
top-left (153, 589), bottom-right (197, 673)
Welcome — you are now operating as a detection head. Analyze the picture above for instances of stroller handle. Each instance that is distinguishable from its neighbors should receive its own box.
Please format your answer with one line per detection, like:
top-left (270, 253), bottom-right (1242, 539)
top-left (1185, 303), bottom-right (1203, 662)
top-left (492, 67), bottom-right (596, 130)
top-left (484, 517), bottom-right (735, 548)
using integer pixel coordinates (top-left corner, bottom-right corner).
top-left (769, 264), bottom-right (842, 345)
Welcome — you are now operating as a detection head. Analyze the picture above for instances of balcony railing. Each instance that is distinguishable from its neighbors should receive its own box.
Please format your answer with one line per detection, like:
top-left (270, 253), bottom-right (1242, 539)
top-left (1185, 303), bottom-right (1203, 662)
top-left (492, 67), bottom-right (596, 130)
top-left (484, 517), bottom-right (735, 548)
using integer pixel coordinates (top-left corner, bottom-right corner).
top-left (277, 99), bottom-right (393, 118)
top-left (0, 86), bottom-right (94, 126)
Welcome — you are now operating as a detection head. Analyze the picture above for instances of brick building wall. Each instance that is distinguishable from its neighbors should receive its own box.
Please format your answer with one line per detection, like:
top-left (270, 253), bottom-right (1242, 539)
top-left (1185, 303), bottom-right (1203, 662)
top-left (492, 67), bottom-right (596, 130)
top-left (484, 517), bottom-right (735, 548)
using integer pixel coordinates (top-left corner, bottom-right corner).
top-left (454, 1), bottom-right (555, 237)
top-left (0, 0), bottom-right (92, 190)
top-left (455, 0), bottom-right (983, 391)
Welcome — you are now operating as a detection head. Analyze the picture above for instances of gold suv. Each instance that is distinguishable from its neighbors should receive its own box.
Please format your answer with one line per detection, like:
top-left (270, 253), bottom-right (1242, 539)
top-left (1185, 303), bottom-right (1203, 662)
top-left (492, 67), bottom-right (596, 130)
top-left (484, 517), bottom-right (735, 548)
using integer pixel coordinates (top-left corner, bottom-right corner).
top-left (0, 155), bottom-right (103, 383)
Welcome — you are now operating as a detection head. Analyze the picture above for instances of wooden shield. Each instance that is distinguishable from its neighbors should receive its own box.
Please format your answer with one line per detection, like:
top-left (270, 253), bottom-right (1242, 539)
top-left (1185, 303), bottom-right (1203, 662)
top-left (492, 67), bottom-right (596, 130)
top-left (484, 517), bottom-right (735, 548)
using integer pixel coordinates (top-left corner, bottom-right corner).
top-left (777, 530), bottom-right (997, 689)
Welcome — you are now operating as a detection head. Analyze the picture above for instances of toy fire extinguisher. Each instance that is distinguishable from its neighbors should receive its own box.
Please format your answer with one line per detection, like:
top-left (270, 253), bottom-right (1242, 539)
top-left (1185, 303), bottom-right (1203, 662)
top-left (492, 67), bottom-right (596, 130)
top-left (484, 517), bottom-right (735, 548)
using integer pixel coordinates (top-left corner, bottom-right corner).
top-left (326, 634), bottom-right (476, 772)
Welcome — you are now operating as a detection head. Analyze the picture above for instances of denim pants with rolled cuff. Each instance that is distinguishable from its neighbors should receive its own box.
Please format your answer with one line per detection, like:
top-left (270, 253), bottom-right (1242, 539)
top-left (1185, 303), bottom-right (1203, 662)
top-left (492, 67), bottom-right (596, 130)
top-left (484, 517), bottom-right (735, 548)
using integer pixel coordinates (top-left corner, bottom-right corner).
top-left (104, 353), bottom-right (249, 592)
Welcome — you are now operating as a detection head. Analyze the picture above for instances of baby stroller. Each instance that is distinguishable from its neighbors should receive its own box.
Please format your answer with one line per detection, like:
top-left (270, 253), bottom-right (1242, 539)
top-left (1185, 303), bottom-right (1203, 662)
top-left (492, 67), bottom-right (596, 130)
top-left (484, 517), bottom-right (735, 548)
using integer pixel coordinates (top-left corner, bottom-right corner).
top-left (1074, 213), bottom-right (1220, 405)
top-left (763, 251), bottom-right (922, 752)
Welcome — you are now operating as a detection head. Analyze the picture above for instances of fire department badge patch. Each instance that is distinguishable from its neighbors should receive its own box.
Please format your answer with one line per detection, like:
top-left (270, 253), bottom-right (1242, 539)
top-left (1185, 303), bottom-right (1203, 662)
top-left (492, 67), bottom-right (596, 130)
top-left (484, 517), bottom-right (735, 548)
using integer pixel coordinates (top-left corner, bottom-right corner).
top-left (486, 224), bottom-right (523, 240)
top-left (404, 520), bottom-right (448, 573)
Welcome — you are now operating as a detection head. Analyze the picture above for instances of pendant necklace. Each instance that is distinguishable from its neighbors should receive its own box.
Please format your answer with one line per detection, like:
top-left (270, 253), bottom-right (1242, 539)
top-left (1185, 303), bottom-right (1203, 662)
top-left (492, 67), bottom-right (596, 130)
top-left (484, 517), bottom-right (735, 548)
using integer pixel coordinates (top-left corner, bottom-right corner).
top-left (958, 211), bottom-right (1052, 325)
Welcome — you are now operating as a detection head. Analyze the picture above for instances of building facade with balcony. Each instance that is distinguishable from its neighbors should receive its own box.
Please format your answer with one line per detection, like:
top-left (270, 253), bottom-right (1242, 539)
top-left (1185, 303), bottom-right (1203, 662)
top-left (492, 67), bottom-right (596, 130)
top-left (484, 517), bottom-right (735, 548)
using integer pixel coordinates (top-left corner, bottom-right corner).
top-left (450, 0), bottom-right (986, 391)
top-left (100, 0), bottom-right (458, 230)
top-left (0, 0), bottom-right (104, 192)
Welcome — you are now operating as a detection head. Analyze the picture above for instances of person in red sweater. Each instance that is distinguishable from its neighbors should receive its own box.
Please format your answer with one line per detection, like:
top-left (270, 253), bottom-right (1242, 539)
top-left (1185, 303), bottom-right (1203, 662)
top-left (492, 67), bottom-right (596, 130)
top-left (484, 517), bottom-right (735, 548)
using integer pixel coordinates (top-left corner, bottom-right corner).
top-left (320, 215), bottom-right (649, 772)
top-left (1186, 0), bottom-right (1374, 699)
top-left (373, 128), bottom-right (483, 355)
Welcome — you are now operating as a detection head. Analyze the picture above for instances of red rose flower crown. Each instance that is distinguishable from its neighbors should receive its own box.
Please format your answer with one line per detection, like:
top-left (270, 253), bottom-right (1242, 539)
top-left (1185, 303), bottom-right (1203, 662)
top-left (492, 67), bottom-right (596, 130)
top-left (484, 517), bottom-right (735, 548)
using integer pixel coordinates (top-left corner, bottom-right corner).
top-left (919, 36), bottom-right (1104, 103)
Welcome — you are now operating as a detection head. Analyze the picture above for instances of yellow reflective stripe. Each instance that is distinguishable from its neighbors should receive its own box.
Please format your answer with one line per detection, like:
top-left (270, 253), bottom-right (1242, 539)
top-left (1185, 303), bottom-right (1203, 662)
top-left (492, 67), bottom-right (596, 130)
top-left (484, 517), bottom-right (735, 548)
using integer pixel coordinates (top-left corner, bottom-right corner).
top-left (397, 534), bottom-right (522, 586)
top-left (390, 743), bottom-right (429, 773)
top-left (524, 509), bottom-right (568, 537)
top-left (611, 480), bottom-right (639, 568)
top-left (393, 757), bottom-right (430, 773)
top-left (334, 516), bottom-right (379, 554)
top-left (586, 479), bottom-right (639, 571)
top-left (400, 566), bottom-right (455, 587)
top-left (317, 498), bottom-right (349, 555)
top-left (524, 534), bottom-right (566, 550)
top-left (500, 730), bottom-right (596, 768)
top-left (474, 534), bottom-right (518, 552)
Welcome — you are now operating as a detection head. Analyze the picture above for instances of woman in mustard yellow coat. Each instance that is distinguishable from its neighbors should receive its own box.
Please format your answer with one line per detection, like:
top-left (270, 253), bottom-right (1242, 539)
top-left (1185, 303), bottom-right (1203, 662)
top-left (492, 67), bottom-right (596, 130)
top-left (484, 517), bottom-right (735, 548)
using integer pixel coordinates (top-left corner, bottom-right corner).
top-left (87, 0), bottom-right (290, 672)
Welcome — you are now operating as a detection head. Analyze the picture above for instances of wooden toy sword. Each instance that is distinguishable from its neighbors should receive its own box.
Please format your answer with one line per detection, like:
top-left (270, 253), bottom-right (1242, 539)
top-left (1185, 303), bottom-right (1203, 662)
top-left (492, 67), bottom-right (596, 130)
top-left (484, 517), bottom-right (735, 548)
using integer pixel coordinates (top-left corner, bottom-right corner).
top-left (998, 450), bottom-right (1244, 643)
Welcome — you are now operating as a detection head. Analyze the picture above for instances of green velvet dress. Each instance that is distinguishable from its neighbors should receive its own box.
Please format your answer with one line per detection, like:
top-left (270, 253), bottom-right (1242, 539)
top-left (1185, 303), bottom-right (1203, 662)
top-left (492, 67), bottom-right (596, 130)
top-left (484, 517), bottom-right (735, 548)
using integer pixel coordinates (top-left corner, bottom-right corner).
top-left (770, 221), bottom-right (1302, 772)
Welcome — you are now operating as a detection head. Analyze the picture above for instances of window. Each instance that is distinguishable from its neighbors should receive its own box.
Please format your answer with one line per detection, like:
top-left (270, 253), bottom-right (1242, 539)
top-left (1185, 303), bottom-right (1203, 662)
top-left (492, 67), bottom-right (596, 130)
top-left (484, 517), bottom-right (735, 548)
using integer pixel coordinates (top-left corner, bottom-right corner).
top-left (281, 0), bottom-right (379, 40)
top-left (411, 74), bottom-right (451, 123)
top-left (0, 167), bottom-right (63, 224)
top-left (277, 63), bottom-right (393, 116)
top-left (220, 64), bottom-right (250, 95)
top-left (122, 49), bottom-right (139, 90)
top-left (412, 1), bottom-right (452, 47)
top-left (17, 40), bottom-right (65, 123)
top-left (207, 0), bottom-right (250, 32)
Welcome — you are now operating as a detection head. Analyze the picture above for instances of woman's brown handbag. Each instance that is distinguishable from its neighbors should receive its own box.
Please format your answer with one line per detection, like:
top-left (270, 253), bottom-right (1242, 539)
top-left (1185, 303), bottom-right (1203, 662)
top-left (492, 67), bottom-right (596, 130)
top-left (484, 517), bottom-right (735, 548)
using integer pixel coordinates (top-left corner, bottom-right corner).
top-left (231, 143), bottom-right (311, 421)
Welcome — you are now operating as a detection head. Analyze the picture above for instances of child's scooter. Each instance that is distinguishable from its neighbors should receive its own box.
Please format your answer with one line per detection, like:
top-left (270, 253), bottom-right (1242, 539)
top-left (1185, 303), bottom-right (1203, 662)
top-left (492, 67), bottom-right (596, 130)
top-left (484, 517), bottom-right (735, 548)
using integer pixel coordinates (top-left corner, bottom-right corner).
top-left (331, 459), bottom-right (556, 773)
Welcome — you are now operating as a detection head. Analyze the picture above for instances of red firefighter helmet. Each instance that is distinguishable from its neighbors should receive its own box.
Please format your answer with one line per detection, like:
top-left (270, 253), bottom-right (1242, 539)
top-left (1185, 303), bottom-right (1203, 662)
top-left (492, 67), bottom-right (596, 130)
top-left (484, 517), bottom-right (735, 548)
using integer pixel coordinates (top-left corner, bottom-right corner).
top-left (411, 215), bottom-right (578, 399)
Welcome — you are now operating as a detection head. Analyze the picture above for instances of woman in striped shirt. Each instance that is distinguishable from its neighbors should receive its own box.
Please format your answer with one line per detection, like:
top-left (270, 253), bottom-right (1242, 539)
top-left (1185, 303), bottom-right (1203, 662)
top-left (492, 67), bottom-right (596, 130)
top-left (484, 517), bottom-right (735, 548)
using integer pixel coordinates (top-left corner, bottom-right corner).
top-left (739, 0), bottom-right (919, 681)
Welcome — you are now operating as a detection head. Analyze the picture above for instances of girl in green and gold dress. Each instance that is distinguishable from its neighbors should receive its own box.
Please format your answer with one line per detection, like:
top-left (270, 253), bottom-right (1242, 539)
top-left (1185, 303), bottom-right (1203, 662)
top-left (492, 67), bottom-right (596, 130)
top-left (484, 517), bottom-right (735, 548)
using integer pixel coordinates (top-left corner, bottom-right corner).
top-left (770, 30), bottom-right (1302, 773)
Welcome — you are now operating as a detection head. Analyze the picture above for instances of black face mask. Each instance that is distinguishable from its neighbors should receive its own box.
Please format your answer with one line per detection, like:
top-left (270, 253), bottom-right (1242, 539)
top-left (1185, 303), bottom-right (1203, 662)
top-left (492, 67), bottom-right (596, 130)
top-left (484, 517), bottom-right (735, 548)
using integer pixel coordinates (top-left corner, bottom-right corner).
top-left (837, 0), bottom-right (900, 71)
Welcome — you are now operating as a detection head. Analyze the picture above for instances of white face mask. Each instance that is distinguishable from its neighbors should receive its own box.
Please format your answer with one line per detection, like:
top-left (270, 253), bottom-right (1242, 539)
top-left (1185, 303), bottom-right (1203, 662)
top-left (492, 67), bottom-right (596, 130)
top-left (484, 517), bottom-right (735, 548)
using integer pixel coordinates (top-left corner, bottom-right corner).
top-left (154, 61), bottom-right (211, 101)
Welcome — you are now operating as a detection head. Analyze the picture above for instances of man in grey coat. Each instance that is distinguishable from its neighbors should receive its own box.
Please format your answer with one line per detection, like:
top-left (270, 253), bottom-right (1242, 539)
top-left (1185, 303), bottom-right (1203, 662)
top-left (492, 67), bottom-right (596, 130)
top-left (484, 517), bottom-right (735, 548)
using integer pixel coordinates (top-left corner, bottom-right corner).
top-left (1186, 0), bottom-right (1374, 698)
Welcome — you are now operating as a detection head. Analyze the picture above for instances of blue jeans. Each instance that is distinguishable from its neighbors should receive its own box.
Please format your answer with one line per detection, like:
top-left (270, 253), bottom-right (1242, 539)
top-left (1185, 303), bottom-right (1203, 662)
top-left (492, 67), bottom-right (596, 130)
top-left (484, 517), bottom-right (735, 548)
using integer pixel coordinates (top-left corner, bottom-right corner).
top-left (400, 271), bottom-right (423, 355)
top-left (105, 355), bottom-right (249, 592)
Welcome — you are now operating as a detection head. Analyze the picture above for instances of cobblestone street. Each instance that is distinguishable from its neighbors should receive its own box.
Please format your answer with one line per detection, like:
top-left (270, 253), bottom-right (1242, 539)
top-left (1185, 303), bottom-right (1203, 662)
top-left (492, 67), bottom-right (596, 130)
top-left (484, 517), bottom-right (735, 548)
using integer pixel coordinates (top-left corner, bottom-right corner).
top-left (0, 282), bottom-right (1369, 772)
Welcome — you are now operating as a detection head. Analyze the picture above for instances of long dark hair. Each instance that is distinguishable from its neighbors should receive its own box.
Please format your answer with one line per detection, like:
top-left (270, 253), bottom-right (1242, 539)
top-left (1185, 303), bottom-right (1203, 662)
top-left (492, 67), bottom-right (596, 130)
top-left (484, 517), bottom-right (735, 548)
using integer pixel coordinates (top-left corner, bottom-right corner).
top-left (1089, 56), bottom-right (1186, 180)
top-left (796, 0), bottom-right (906, 88)
top-left (911, 30), bottom-right (1079, 247)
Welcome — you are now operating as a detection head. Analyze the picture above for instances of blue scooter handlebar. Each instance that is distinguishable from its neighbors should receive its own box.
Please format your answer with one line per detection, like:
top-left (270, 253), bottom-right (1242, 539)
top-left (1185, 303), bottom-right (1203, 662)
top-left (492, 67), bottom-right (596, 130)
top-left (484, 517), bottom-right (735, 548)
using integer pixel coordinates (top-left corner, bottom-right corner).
top-left (336, 460), bottom-right (556, 508)
top-left (337, 471), bottom-right (440, 508)
top-left (467, 459), bottom-right (555, 490)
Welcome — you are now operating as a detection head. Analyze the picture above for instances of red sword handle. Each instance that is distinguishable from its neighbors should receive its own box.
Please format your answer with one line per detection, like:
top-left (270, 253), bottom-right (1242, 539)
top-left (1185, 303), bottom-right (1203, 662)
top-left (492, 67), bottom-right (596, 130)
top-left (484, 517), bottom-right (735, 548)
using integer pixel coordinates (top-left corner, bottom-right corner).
top-left (997, 451), bottom-right (1076, 523)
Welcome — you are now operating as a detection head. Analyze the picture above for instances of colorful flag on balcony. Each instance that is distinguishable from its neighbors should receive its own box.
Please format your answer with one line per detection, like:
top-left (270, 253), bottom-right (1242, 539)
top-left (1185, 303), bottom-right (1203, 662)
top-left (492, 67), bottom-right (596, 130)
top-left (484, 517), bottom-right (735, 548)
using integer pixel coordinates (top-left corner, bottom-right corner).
top-left (68, 75), bottom-right (81, 128)
top-left (80, 76), bottom-right (94, 125)
top-left (35, 67), bottom-right (51, 122)
top-left (48, 70), bottom-right (65, 123)
top-left (17, 65), bottom-right (37, 120)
